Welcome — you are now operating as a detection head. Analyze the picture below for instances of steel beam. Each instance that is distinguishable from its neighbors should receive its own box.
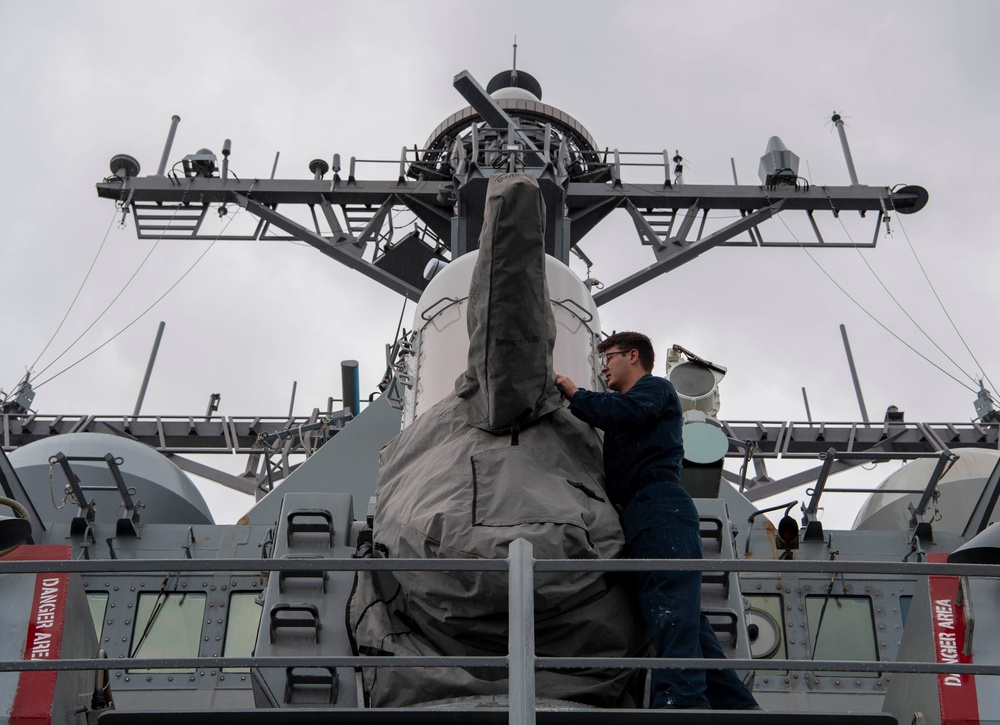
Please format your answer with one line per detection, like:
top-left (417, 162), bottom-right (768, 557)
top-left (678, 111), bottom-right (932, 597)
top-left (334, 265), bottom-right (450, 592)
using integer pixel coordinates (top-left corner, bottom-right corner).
top-left (166, 454), bottom-right (257, 496)
top-left (594, 201), bottom-right (785, 306)
top-left (233, 194), bottom-right (422, 300)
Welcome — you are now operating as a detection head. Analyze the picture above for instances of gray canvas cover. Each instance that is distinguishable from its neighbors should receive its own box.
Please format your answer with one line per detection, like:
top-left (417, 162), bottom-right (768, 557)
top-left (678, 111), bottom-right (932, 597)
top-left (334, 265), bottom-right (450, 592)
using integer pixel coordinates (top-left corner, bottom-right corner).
top-left (455, 173), bottom-right (564, 433)
top-left (349, 173), bottom-right (649, 708)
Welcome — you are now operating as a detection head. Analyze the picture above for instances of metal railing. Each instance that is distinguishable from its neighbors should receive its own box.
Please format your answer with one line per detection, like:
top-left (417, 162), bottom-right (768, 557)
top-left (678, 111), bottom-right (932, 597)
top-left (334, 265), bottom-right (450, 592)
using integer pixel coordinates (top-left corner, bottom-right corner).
top-left (2, 543), bottom-right (999, 724)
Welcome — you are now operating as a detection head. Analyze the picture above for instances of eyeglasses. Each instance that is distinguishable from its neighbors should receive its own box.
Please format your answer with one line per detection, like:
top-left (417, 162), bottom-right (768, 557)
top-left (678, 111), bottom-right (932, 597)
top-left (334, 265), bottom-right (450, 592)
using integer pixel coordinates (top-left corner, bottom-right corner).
top-left (599, 349), bottom-right (631, 367)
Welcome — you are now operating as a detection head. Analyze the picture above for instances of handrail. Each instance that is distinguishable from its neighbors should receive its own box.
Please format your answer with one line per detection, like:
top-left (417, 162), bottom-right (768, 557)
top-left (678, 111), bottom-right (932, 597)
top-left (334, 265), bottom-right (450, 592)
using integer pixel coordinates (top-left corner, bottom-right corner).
top-left (2, 544), bottom-right (996, 723)
top-left (2, 655), bottom-right (999, 677)
top-left (0, 556), bottom-right (994, 576)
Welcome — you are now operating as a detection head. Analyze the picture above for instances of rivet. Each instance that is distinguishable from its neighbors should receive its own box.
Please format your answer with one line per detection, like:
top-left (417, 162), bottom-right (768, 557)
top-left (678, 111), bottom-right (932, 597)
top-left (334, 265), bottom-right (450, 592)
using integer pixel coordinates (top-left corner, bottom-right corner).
top-left (210, 671), bottom-right (216, 676)
top-left (110, 603), bottom-right (115, 608)
top-left (168, 676), bottom-right (173, 682)
top-left (204, 637), bottom-right (209, 642)
top-left (113, 586), bottom-right (119, 591)
top-left (217, 619), bottom-right (223, 624)
top-left (127, 603), bottom-right (132, 608)
top-left (115, 672), bottom-right (121, 678)
top-left (125, 620), bottom-right (130, 626)
top-left (189, 676), bottom-right (195, 682)
top-left (221, 586), bottom-right (227, 591)
top-left (146, 676), bottom-right (152, 682)
top-left (130, 587), bottom-right (135, 592)
top-left (124, 677), bottom-right (130, 682)
top-left (241, 676), bottom-right (246, 681)
top-left (216, 636), bottom-right (220, 641)
top-left (105, 582), bottom-right (110, 587)
top-left (210, 586), bottom-right (216, 591)
top-left (220, 675), bottom-right (225, 681)
top-left (121, 637), bottom-right (127, 642)
top-left (104, 637), bottom-right (109, 642)
top-left (140, 583), bottom-right (145, 588)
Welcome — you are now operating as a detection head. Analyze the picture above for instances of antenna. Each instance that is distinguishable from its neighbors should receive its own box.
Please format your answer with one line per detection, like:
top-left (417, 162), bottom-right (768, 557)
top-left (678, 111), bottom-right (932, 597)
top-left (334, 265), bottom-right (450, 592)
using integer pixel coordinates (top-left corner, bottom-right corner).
top-left (831, 112), bottom-right (860, 186)
top-left (511, 36), bottom-right (518, 85)
top-left (840, 324), bottom-right (870, 423)
top-left (156, 115), bottom-right (181, 177)
top-left (132, 321), bottom-right (166, 417)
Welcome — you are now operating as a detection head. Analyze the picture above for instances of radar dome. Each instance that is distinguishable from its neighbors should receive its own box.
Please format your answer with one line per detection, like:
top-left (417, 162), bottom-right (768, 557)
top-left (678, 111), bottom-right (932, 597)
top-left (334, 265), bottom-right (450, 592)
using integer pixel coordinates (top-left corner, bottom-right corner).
top-left (9, 433), bottom-right (215, 526)
top-left (852, 448), bottom-right (1000, 533)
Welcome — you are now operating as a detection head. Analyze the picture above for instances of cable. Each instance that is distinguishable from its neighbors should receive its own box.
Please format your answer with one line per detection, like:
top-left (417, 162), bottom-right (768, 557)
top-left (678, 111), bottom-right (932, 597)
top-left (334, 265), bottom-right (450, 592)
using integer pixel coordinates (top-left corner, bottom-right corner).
top-left (27, 207), bottom-right (120, 373)
top-left (32, 179), bottom-right (196, 380)
top-left (33, 185), bottom-right (252, 391)
top-left (836, 215), bottom-right (982, 390)
top-left (774, 214), bottom-right (978, 395)
top-left (895, 213), bottom-right (999, 398)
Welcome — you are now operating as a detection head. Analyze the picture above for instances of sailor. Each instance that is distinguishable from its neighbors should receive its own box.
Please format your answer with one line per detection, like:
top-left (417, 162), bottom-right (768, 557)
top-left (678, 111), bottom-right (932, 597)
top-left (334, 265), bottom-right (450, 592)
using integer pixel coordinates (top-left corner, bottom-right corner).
top-left (555, 331), bottom-right (759, 710)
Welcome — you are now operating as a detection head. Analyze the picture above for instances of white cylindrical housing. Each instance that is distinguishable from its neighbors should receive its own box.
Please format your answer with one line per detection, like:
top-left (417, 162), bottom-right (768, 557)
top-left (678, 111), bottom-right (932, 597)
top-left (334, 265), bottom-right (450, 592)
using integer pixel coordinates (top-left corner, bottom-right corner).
top-left (403, 252), bottom-right (602, 427)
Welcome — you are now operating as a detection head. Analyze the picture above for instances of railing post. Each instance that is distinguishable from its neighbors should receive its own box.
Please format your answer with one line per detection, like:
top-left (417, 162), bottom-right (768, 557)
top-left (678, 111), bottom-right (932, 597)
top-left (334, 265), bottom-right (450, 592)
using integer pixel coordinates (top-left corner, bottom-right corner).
top-left (508, 538), bottom-right (536, 725)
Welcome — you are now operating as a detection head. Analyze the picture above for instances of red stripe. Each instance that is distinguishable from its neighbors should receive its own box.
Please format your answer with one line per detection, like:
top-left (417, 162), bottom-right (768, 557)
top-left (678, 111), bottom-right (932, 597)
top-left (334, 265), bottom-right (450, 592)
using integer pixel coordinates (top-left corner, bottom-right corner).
top-left (4, 545), bottom-right (72, 725)
top-left (927, 552), bottom-right (980, 725)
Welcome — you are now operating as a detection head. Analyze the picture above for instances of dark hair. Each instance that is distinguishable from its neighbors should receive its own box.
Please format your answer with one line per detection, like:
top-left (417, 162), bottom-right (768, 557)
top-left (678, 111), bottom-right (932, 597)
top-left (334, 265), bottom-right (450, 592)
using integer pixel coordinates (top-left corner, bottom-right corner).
top-left (598, 331), bottom-right (655, 372)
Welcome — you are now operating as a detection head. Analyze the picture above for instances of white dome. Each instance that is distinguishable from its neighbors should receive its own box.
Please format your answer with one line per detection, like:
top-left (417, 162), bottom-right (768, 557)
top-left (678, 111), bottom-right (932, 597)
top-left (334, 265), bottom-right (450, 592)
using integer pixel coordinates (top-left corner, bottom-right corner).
top-left (852, 448), bottom-right (1000, 532)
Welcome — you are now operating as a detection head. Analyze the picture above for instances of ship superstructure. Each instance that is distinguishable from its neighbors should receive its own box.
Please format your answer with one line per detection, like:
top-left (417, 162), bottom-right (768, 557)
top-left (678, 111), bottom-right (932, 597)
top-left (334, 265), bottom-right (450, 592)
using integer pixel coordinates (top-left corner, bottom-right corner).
top-left (2, 67), bottom-right (999, 725)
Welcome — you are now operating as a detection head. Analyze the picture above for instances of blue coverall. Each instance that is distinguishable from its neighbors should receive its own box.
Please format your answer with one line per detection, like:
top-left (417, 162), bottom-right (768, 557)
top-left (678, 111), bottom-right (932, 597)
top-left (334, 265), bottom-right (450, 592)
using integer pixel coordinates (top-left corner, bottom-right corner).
top-left (570, 374), bottom-right (758, 709)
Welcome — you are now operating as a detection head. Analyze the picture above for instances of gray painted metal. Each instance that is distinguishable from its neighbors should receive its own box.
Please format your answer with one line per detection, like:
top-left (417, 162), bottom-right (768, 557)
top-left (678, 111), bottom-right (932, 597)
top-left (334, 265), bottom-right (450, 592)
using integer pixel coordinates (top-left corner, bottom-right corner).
top-left (244, 395), bottom-right (401, 524)
top-left (4, 555), bottom-right (998, 577)
top-left (0, 446), bottom-right (44, 538)
top-left (6, 415), bottom-right (997, 462)
top-left (251, 492), bottom-right (358, 709)
top-left (508, 539), bottom-right (536, 725)
top-left (5, 655), bottom-right (1000, 677)
top-left (9, 65), bottom-right (974, 723)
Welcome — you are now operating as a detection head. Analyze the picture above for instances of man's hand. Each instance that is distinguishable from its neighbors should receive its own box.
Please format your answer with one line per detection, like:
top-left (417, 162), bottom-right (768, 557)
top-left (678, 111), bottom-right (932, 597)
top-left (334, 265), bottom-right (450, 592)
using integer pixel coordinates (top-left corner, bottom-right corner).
top-left (555, 374), bottom-right (578, 400)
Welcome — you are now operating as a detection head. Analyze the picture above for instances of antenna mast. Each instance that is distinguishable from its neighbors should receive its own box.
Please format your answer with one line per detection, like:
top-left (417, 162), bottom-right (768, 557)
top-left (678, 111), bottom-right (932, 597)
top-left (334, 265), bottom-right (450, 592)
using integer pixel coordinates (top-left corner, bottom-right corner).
top-left (511, 36), bottom-right (518, 84)
top-left (831, 112), bottom-right (860, 186)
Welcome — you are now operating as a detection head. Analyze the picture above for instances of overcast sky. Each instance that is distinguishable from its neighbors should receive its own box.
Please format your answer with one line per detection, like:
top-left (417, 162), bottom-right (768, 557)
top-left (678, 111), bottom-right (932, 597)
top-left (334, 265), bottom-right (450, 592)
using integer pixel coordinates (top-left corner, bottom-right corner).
top-left (3, 1), bottom-right (998, 524)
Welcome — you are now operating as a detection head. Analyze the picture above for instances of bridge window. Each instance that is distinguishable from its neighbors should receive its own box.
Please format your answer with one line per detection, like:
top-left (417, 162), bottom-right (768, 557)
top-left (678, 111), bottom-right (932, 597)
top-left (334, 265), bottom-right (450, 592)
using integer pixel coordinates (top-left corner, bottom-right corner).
top-left (805, 595), bottom-right (878, 677)
top-left (129, 592), bottom-right (207, 672)
top-left (86, 592), bottom-right (109, 640)
top-left (223, 592), bottom-right (263, 672)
